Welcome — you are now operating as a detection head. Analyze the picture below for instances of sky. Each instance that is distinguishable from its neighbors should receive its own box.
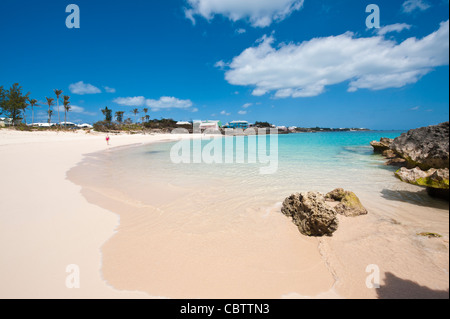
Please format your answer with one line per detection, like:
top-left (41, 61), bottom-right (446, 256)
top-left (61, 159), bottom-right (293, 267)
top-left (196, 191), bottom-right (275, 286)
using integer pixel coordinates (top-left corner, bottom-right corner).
top-left (0, 0), bottom-right (448, 130)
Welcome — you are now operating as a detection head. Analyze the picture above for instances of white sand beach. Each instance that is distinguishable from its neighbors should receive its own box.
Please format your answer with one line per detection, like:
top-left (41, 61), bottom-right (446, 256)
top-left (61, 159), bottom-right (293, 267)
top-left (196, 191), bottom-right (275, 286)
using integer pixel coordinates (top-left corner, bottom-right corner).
top-left (0, 129), bottom-right (448, 299)
top-left (0, 130), bottom-right (196, 298)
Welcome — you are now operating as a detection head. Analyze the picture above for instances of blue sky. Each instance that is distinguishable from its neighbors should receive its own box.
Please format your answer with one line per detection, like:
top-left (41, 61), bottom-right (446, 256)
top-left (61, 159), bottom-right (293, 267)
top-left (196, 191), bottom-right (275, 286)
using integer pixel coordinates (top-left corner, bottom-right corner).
top-left (0, 0), bottom-right (448, 129)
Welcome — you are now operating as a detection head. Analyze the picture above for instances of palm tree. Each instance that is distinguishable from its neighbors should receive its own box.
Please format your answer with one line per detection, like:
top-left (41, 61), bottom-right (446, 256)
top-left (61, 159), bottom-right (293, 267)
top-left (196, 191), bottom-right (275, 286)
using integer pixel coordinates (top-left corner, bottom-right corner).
top-left (27, 98), bottom-right (39, 126)
top-left (101, 107), bottom-right (112, 122)
top-left (47, 110), bottom-right (53, 125)
top-left (63, 95), bottom-right (71, 127)
top-left (145, 115), bottom-right (150, 122)
top-left (115, 111), bottom-right (124, 123)
top-left (46, 97), bottom-right (55, 125)
top-left (132, 108), bottom-right (139, 123)
top-left (143, 108), bottom-right (149, 122)
top-left (54, 89), bottom-right (63, 126)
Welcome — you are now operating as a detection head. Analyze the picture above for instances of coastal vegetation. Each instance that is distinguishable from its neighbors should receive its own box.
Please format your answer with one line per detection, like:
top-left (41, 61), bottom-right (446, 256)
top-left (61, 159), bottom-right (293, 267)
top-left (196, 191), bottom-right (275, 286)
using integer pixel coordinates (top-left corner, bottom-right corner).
top-left (0, 83), bottom-right (73, 129)
top-left (1, 83), bottom-right (370, 134)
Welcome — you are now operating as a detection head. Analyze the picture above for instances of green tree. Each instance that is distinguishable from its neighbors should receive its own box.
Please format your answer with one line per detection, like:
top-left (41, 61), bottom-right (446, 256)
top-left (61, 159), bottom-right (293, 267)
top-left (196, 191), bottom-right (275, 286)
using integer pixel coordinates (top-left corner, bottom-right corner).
top-left (3, 83), bottom-right (30, 126)
top-left (47, 110), bottom-right (53, 125)
top-left (63, 95), bottom-right (71, 126)
top-left (54, 89), bottom-right (63, 126)
top-left (101, 107), bottom-right (113, 122)
top-left (27, 98), bottom-right (39, 126)
top-left (0, 86), bottom-right (5, 116)
top-left (143, 108), bottom-right (149, 122)
top-left (132, 108), bottom-right (139, 123)
top-left (115, 111), bottom-right (124, 124)
top-left (46, 97), bottom-right (55, 125)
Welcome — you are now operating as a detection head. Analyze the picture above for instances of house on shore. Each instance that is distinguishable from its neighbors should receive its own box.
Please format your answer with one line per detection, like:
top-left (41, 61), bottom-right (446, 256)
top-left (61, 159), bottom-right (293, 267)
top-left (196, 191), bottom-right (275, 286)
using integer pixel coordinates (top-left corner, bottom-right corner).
top-left (193, 120), bottom-right (222, 132)
top-left (226, 121), bottom-right (250, 130)
top-left (0, 117), bottom-right (12, 127)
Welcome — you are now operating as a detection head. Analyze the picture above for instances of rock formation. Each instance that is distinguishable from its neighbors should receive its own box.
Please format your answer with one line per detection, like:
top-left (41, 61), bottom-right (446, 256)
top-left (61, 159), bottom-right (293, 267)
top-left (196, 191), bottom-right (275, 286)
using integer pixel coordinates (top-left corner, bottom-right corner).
top-left (391, 122), bottom-right (449, 170)
top-left (325, 188), bottom-right (369, 217)
top-left (281, 189), bottom-right (367, 237)
top-left (395, 167), bottom-right (449, 200)
top-left (371, 122), bottom-right (449, 200)
top-left (370, 138), bottom-right (394, 153)
top-left (281, 192), bottom-right (339, 237)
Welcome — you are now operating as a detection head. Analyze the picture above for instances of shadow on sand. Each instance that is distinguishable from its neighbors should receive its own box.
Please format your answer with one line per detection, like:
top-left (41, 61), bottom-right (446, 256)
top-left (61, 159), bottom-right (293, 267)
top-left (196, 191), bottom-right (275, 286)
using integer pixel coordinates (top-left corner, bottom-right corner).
top-left (381, 189), bottom-right (449, 210)
top-left (378, 273), bottom-right (449, 299)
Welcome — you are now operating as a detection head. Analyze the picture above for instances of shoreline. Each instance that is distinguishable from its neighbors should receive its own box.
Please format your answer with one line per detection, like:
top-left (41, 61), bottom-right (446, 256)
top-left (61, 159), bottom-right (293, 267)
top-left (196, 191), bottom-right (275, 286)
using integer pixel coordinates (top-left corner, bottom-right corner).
top-left (67, 144), bottom-right (337, 299)
top-left (0, 129), bottom-right (198, 298)
top-left (1, 129), bottom-right (448, 299)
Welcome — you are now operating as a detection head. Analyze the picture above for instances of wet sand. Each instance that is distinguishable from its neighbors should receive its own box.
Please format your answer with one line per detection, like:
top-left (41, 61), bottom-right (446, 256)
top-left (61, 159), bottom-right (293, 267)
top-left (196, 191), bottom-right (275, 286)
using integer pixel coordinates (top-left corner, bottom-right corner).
top-left (68, 140), bottom-right (449, 299)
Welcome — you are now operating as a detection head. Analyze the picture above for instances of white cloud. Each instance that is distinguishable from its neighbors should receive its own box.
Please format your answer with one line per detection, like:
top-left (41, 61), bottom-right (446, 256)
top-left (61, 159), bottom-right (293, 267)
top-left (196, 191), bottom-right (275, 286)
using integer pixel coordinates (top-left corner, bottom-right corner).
top-left (104, 86), bottom-right (116, 93)
top-left (192, 108), bottom-right (199, 113)
top-left (402, 0), bottom-right (431, 13)
top-left (69, 81), bottom-right (101, 95)
top-left (113, 96), bottom-right (146, 107)
top-left (146, 96), bottom-right (193, 111)
top-left (236, 28), bottom-right (247, 34)
top-left (238, 110), bottom-right (248, 115)
top-left (410, 106), bottom-right (421, 110)
top-left (215, 60), bottom-right (227, 69)
top-left (377, 23), bottom-right (412, 36)
top-left (53, 105), bottom-right (96, 116)
top-left (221, 20), bottom-right (449, 98)
top-left (185, 0), bottom-right (304, 27)
top-left (220, 110), bottom-right (231, 116)
top-left (242, 103), bottom-right (252, 108)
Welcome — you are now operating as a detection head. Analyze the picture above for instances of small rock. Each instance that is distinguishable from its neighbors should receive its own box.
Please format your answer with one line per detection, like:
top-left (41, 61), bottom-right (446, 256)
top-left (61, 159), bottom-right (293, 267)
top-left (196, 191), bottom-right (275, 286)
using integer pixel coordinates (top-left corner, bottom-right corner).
top-left (326, 189), bottom-right (368, 217)
top-left (370, 138), bottom-right (394, 153)
top-left (281, 192), bottom-right (339, 237)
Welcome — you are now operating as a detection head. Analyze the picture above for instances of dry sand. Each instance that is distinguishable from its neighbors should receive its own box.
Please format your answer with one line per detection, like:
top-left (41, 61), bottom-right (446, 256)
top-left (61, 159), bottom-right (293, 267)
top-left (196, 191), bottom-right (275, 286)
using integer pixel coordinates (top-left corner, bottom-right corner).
top-left (0, 129), bottom-right (195, 298)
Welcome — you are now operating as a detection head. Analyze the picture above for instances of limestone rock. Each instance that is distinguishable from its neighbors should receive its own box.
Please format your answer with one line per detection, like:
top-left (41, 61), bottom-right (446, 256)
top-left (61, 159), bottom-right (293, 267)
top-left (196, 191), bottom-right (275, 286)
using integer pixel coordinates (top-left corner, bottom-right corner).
top-left (325, 188), bottom-right (368, 217)
top-left (390, 122), bottom-right (449, 170)
top-left (395, 167), bottom-right (449, 189)
top-left (370, 138), bottom-right (394, 153)
top-left (281, 192), bottom-right (339, 237)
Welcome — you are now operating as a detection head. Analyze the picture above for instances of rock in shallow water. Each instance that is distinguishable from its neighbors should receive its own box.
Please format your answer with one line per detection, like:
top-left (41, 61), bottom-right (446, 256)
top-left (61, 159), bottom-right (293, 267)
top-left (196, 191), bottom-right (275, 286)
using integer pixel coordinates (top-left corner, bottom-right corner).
top-left (391, 122), bottom-right (449, 170)
top-left (281, 189), bottom-right (368, 237)
top-left (370, 138), bottom-right (394, 153)
top-left (325, 188), bottom-right (369, 217)
top-left (281, 192), bottom-right (339, 237)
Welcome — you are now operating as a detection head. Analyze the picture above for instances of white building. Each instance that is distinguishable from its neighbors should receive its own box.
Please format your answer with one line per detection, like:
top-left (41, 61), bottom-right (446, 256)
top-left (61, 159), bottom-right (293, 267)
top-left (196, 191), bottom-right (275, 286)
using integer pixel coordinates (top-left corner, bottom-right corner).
top-left (0, 117), bottom-right (12, 127)
top-left (78, 123), bottom-right (93, 129)
top-left (176, 121), bottom-right (191, 126)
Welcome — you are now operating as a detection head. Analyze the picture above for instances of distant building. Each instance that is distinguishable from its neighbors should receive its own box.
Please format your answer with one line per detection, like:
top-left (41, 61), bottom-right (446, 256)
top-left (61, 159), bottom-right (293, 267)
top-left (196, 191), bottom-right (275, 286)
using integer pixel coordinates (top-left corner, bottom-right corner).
top-left (199, 120), bottom-right (222, 131)
top-left (227, 121), bottom-right (249, 129)
top-left (176, 121), bottom-right (191, 126)
top-left (78, 123), bottom-right (93, 129)
top-left (61, 122), bottom-right (77, 128)
top-left (0, 117), bottom-right (12, 127)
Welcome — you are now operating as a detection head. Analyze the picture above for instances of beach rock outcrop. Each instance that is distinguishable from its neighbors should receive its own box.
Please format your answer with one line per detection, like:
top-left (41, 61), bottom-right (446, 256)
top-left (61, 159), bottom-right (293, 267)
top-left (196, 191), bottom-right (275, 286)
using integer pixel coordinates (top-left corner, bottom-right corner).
top-left (370, 138), bottom-right (394, 153)
top-left (372, 122), bottom-right (449, 200)
top-left (325, 188), bottom-right (369, 217)
top-left (281, 192), bottom-right (339, 237)
top-left (395, 167), bottom-right (449, 200)
top-left (281, 190), bottom-right (368, 237)
top-left (391, 122), bottom-right (449, 170)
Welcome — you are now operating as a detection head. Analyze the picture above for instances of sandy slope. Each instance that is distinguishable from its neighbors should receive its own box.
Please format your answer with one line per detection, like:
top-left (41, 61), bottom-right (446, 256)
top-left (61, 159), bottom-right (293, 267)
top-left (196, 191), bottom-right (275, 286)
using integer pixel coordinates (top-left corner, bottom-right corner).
top-left (0, 129), bottom-right (192, 298)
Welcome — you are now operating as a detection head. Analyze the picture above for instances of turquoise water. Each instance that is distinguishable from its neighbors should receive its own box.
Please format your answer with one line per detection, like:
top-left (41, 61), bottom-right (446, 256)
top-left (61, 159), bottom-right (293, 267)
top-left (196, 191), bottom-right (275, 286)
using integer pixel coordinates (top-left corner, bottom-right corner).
top-left (73, 130), bottom-right (449, 299)
top-left (96, 131), bottom-right (413, 208)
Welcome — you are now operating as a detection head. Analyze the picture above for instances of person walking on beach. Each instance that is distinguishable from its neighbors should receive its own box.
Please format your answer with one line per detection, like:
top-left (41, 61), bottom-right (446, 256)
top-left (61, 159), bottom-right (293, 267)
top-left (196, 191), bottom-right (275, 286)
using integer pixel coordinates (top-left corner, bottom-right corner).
top-left (106, 135), bottom-right (110, 146)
